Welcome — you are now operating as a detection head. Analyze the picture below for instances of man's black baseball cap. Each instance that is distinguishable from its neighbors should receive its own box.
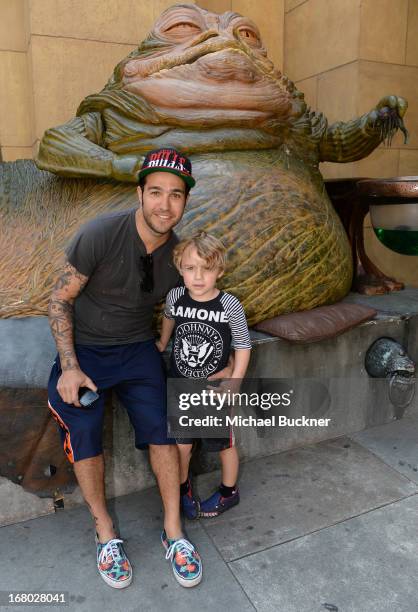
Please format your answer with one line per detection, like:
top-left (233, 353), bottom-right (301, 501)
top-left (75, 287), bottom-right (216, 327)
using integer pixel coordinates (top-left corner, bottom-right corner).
top-left (138, 148), bottom-right (196, 189)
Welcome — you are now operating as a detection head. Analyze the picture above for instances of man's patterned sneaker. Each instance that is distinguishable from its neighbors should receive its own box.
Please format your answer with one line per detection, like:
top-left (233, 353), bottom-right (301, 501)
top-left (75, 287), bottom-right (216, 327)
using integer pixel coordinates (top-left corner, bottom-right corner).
top-left (181, 485), bottom-right (200, 520)
top-left (161, 530), bottom-right (202, 587)
top-left (199, 488), bottom-right (240, 517)
top-left (95, 536), bottom-right (132, 588)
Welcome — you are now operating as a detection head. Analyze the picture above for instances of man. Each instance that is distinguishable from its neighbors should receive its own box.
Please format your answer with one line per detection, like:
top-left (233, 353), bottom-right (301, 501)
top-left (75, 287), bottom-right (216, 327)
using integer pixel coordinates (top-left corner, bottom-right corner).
top-left (47, 148), bottom-right (202, 589)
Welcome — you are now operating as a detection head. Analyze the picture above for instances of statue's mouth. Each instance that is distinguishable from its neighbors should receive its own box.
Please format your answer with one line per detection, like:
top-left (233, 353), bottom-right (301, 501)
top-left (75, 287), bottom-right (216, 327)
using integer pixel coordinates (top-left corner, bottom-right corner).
top-left (162, 50), bottom-right (261, 84)
top-left (123, 46), bottom-right (292, 118)
top-left (124, 35), bottom-right (278, 81)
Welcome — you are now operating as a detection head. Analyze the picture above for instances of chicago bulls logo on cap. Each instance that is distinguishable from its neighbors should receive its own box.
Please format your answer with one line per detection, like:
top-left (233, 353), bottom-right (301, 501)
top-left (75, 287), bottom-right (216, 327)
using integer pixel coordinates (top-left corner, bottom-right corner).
top-left (138, 148), bottom-right (196, 188)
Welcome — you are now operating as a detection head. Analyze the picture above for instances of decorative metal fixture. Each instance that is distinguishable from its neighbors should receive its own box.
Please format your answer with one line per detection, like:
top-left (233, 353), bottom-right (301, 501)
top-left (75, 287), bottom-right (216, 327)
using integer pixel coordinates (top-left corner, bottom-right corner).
top-left (365, 337), bottom-right (416, 416)
top-left (358, 177), bottom-right (418, 256)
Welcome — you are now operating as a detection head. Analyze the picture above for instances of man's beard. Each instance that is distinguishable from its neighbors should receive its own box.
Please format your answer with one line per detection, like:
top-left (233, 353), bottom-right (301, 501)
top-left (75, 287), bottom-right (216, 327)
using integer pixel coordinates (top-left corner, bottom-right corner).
top-left (142, 206), bottom-right (175, 236)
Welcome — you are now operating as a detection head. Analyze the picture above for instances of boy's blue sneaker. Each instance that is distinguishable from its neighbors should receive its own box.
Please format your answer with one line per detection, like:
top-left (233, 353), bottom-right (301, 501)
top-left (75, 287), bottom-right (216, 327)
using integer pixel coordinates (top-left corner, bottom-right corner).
top-left (199, 488), bottom-right (240, 517)
top-left (161, 530), bottom-right (202, 587)
top-left (181, 485), bottom-right (200, 520)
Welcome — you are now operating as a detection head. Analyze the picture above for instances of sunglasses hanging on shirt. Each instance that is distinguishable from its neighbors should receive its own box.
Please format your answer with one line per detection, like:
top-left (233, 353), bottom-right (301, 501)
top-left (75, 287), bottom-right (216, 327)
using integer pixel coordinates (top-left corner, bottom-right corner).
top-left (140, 254), bottom-right (154, 293)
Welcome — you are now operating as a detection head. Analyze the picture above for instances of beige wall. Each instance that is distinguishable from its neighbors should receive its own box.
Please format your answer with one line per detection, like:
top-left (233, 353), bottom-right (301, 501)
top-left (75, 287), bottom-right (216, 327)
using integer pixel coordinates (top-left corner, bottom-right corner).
top-left (285, 0), bottom-right (418, 286)
top-left (0, 0), bottom-right (180, 160)
top-left (0, 0), bottom-right (283, 161)
top-left (284, 0), bottom-right (418, 180)
top-left (0, 0), bottom-right (33, 160)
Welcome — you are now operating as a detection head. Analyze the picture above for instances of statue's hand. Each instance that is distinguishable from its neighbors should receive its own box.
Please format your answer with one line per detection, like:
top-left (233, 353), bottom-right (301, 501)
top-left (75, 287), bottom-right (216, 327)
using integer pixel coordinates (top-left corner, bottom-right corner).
top-left (375, 95), bottom-right (408, 118)
top-left (366, 95), bottom-right (408, 144)
top-left (111, 155), bottom-right (144, 183)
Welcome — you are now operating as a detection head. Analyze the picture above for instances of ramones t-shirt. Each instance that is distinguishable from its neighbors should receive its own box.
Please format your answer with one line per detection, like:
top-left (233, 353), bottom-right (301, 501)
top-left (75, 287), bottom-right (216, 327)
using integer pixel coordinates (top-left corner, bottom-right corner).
top-left (164, 287), bottom-right (252, 378)
top-left (65, 208), bottom-right (180, 345)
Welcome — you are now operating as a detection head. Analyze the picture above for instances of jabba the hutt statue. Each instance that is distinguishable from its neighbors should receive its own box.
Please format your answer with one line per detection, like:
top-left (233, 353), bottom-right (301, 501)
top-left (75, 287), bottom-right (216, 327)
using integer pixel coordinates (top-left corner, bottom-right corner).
top-left (2, 3), bottom-right (408, 324)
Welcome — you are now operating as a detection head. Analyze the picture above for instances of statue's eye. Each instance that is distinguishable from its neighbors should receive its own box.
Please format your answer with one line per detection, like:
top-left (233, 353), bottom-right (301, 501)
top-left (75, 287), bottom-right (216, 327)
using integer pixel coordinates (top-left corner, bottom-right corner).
top-left (237, 26), bottom-right (261, 47)
top-left (164, 22), bottom-right (202, 37)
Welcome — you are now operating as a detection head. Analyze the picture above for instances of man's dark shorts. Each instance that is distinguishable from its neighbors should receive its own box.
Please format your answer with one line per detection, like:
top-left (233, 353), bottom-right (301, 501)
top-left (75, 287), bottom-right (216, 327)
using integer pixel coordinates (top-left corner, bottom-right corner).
top-left (48, 340), bottom-right (175, 463)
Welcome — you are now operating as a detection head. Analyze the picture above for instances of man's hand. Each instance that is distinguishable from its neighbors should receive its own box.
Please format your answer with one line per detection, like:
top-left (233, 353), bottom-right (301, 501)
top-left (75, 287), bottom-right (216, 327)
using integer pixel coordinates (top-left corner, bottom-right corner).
top-left (57, 368), bottom-right (97, 407)
top-left (207, 355), bottom-right (236, 396)
top-left (207, 353), bottom-right (235, 381)
top-left (208, 378), bottom-right (242, 396)
top-left (155, 339), bottom-right (165, 353)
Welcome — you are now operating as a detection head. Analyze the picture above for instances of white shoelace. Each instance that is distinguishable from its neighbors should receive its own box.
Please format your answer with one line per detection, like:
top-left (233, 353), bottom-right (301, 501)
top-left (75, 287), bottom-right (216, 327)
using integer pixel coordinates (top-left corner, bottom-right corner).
top-left (98, 538), bottom-right (124, 565)
top-left (165, 538), bottom-right (195, 562)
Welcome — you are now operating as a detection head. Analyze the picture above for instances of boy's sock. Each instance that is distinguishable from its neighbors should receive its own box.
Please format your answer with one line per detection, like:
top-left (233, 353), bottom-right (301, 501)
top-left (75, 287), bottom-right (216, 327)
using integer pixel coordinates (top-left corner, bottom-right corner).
top-left (180, 478), bottom-right (191, 496)
top-left (219, 483), bottom-right (237, 498)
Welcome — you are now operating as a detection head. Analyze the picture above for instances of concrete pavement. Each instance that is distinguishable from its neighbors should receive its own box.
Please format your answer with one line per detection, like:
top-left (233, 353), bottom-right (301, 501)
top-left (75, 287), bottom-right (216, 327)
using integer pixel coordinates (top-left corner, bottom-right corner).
top-left (1, 414), bottom-right (418, 611)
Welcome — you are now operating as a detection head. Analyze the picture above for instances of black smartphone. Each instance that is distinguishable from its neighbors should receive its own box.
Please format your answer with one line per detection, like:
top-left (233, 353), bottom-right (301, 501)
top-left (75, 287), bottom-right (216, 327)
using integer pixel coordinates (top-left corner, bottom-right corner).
top-left (79, 388), bottom-right (99, 407)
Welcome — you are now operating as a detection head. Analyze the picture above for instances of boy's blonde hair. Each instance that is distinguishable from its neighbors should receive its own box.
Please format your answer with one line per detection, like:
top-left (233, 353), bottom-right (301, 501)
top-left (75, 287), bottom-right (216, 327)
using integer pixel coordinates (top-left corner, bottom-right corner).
top-left (173, 231), bottom-right (226, 272)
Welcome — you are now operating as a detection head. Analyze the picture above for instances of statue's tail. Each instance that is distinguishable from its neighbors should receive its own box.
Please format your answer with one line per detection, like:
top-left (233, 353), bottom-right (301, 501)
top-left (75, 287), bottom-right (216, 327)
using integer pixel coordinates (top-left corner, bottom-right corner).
top-left (0, 161), bottom-right (138, 318)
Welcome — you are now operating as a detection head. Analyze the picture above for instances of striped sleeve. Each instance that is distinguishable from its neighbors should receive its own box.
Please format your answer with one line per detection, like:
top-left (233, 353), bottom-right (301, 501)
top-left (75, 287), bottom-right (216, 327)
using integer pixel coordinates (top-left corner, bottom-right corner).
top-left (220, 293), bottom-right (252, 350)
top-left (164, 286), bottom-right (185, 319)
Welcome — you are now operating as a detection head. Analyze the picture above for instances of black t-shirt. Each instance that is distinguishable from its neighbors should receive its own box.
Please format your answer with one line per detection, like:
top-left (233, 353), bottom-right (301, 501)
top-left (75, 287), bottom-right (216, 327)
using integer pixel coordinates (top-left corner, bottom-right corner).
top-left (65, 208), bottom-right (180, 345)
top-left (164, 287), bottom-right (252, 378)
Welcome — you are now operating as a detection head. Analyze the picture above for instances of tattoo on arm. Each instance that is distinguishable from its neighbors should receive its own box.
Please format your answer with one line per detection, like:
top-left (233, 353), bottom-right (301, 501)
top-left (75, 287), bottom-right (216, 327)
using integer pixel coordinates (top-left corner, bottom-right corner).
top-left (48, 262), bottom-right (89, 370)
top-left (52, 265), bottom-right (89, 292)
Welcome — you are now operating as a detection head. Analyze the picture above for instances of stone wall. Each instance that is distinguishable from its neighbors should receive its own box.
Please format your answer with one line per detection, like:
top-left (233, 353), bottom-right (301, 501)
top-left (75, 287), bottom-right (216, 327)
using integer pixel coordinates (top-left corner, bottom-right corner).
top-left (0, 0), bottom-right (284, 161)
top-left (284, 0), bottom-right (418, 287)
top-left (285, 0), bottom-right (418, 179)
top-left (0, 0), bottom-right (177, 160)
top-left (1, 308), bottom-right (417, 525)
top-left (0, 0), bottom-right (33, 161)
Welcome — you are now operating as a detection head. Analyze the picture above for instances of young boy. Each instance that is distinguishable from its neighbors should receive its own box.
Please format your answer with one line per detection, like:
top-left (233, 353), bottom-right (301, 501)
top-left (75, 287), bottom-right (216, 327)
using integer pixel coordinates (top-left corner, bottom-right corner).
top-left (156, 231), bottom-right (252, 519)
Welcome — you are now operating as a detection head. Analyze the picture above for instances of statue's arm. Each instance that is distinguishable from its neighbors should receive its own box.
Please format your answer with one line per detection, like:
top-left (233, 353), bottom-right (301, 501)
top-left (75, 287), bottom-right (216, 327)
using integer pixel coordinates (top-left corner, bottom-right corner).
top-left (35, 112), bottom-right (141, 182)
top-left (319, 95), bottom-right (408, 163)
